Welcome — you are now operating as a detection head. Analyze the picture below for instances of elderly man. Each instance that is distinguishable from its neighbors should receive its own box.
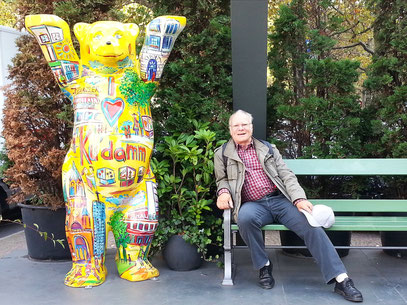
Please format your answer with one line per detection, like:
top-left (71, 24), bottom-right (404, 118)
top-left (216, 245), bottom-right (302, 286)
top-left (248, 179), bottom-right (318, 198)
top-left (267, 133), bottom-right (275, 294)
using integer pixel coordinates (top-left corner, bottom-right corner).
top-left (214, 110), bottom-right (363, 302)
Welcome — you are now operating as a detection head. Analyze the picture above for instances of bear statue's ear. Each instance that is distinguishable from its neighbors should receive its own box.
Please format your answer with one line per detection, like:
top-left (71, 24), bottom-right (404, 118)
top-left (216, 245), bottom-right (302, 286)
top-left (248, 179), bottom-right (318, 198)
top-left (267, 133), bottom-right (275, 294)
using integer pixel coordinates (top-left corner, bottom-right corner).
top-left (123, 23), bottom-right (140, 40)
top-left (73, 22), bottom-right (91, 43)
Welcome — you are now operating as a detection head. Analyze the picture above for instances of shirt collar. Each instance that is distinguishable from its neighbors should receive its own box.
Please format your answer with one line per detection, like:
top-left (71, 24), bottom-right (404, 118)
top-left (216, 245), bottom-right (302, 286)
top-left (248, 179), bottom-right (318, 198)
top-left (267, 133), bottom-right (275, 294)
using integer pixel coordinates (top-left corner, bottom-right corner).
top-left (235, 138), bottom-right (254, 151)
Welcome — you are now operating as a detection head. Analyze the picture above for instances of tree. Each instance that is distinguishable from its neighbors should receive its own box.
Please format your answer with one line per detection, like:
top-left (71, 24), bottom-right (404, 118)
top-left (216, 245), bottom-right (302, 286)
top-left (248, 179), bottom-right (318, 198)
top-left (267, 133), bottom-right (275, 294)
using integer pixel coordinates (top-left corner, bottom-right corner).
top-left (328, 0), bottom-right (374, 74)
top-left (0, 0), bottom-right (18, 27)
top-left (145, 0), bottom-right (233, 139)
top-left (364, 0), bottom-right (407, 160)
top-left (3, 33), bottom-right (70, 207)
top-left (267, 0), bottom-right (363, 159)
top-left (53, 0), bottom-right (123, 25)
top-left (267, 0), bottom-right (370, 199)
top-left (108, 211), bottom-right (131, 261)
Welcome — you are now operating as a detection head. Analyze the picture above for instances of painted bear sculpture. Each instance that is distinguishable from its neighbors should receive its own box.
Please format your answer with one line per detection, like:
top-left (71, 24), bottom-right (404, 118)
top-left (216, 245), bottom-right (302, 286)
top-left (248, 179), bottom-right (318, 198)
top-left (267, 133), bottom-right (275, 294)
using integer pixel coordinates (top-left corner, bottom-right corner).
top-left (25, 14), bottom-right (186, 287)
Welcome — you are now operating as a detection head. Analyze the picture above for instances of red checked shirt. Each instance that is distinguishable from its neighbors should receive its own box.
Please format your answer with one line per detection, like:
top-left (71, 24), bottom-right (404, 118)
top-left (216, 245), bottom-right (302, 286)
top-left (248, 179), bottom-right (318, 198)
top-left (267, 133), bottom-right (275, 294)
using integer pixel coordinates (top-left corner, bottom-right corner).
top-left (237, 142), bottom-right (277, 203)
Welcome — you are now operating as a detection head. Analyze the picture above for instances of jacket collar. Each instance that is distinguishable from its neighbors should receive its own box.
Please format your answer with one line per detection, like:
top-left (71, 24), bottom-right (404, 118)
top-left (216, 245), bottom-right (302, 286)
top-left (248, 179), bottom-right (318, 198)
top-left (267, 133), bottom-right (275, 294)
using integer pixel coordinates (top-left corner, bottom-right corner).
top-left (224, 137), bottom-right (270, 162)
top-left (224, 138), bottom-right (241, 161)
top-left (253, 137), bottom-right (270, 166)
top-left (252, 137), bottom-right (271, 156)
top-left (236, 139), bottom-right (254, 151)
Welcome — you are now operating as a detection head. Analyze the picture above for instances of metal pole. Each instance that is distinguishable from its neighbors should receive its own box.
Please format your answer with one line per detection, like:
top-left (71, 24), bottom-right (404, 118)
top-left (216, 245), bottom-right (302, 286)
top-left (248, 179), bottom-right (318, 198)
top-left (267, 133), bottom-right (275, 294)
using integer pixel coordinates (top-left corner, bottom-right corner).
top-left (231, 0), bottom-right (268, 140)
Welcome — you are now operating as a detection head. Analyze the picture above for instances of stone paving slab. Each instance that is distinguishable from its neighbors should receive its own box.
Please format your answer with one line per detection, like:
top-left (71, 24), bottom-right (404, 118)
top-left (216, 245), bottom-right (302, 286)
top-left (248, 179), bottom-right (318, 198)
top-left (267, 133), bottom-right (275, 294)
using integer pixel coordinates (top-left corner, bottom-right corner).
top-left (1, 239), bottom-right (407, 305)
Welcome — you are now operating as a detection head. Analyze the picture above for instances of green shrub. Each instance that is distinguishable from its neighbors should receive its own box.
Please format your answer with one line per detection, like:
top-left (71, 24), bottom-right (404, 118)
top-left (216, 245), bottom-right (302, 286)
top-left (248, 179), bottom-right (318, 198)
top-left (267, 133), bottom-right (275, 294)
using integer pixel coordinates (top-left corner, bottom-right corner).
top-left (150, 125), bottom-right (225, 259)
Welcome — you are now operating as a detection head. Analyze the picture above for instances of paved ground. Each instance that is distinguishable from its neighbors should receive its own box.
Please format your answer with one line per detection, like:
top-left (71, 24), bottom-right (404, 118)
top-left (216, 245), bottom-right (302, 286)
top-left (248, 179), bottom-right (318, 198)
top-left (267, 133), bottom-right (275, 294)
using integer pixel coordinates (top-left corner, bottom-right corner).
top-left (1, 229), bottom-right (407, 305)
top-left (265, 230), bottom-right (383, 247)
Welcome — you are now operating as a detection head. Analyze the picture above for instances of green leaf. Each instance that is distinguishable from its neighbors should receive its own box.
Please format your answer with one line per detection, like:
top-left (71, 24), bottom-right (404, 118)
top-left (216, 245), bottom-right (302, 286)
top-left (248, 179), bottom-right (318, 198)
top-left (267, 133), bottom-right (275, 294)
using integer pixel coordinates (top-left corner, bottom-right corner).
top-left (57, 240), bottom-right (65, 249)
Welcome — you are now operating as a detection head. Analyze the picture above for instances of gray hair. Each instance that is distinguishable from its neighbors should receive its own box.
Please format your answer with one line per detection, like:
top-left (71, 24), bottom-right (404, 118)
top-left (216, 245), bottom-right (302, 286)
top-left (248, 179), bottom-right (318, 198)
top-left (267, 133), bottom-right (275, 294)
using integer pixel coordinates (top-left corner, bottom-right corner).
top-left (229, 109), bottom-right (253, 126)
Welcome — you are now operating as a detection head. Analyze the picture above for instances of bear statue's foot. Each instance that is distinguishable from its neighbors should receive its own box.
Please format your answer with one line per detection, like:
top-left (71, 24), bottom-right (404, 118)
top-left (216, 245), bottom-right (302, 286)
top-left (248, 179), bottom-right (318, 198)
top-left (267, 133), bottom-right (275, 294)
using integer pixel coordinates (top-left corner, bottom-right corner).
top-left (64, 263), bottom-right (107, 288)
top-left (116, 257), bottom-right (159, 282)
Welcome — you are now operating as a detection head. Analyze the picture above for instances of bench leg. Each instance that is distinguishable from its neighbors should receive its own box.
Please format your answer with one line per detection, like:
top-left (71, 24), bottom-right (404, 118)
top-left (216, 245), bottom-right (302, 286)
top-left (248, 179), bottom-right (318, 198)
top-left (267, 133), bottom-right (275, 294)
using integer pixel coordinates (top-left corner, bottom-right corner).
top-left (222, 248), bottom-right (234, 285)
top-left (222, 209), bottom-right (234, 285)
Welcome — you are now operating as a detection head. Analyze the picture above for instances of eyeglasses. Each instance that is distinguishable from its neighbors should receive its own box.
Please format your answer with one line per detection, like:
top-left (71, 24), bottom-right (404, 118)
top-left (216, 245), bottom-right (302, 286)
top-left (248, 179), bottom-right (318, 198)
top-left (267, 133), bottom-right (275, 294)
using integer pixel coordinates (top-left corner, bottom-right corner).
top-left (230, 123), bottom-right (252, 130)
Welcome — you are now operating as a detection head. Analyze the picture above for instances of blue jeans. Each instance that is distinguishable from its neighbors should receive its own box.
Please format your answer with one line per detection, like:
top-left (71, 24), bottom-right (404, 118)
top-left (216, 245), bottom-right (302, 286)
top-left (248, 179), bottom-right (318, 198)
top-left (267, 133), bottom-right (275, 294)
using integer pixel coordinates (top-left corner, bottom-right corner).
top-left (237, 194), bottom-right (347, 283)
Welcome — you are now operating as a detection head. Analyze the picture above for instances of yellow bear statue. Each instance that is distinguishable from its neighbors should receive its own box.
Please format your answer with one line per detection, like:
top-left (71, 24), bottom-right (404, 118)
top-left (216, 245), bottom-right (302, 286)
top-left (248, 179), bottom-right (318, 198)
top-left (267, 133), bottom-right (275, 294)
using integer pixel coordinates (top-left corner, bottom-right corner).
top-left (25, 14), bottom-right (186, 287)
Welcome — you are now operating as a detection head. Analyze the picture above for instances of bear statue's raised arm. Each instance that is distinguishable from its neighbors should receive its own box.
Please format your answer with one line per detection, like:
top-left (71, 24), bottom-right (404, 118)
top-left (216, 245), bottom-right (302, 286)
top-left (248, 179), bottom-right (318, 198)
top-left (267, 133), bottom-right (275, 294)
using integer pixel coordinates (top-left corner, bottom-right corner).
top-left (25, 14), bottom-right (80, 89)
top-left (139, 16), bottom-right (186, 82)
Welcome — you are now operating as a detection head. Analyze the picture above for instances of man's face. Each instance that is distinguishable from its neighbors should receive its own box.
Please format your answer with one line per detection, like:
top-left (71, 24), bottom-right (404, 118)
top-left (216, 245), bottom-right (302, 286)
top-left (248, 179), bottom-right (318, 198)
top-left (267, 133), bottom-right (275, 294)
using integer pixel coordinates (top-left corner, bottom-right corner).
top-left (229, 113), bottom-right (253, 146)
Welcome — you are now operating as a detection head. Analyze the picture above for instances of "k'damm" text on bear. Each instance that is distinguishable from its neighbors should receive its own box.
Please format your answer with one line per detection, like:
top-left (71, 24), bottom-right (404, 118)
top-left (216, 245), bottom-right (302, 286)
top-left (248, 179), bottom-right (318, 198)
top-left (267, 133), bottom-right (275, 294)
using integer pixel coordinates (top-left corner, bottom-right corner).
top-left (25, 14), bottom-right (186, 287)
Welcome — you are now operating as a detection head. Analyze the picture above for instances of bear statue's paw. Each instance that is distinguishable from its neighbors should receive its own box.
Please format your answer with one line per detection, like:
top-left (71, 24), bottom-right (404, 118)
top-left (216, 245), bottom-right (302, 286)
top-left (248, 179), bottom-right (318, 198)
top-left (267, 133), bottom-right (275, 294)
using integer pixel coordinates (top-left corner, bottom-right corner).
top-left (117, 259), bottom-right (159, 282)
top-left (64, 263), bottom-right (107, 288)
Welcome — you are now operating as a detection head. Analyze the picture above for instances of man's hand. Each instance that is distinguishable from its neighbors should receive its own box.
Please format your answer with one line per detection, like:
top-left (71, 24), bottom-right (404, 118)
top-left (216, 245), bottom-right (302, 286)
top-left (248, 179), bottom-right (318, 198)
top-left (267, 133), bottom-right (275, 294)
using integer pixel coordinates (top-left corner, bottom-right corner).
top-left (296, 199), bottom-right (313, 213)
top-left (217, 192), bottom-right (233, 210)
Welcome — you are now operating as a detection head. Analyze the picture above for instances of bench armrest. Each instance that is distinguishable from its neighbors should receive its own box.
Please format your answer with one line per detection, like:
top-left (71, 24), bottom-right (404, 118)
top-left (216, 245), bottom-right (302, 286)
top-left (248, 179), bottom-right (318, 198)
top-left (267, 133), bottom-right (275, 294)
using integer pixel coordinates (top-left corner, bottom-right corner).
top-left (223, 209), bottom-right (232, 250)
top-left (222, 208), bottom-right (234, 285)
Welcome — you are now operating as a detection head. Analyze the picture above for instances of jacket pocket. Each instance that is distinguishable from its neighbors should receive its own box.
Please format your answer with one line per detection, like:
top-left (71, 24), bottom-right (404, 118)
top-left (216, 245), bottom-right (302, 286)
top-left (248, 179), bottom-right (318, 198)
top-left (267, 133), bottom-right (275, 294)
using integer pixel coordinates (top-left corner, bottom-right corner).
top-left (265, 158), bottom-right (278, 177)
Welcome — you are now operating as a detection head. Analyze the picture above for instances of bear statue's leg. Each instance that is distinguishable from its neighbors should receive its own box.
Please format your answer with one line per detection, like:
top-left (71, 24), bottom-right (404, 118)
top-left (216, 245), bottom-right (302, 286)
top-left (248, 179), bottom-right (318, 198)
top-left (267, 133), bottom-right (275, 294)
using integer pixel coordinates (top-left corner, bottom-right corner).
top-left (112, 180), bottom-right (159, 281)
top-left (63, 167), bottom-right (107, 287)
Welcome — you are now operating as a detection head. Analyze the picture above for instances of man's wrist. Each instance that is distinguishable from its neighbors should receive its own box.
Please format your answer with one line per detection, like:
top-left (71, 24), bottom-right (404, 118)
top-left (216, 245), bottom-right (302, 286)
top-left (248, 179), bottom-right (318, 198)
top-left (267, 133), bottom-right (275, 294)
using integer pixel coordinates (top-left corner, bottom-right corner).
top-left (218, 188), bottom-right (230, 196)
top-left (293, 198), bottom-right (306, 206)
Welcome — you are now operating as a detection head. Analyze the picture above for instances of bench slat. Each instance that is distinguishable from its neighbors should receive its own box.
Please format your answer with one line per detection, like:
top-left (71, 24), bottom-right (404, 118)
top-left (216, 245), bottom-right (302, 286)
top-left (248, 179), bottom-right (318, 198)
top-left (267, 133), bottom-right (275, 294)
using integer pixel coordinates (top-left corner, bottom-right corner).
top-left (284, 159), bottom-right (407, 175)
top-left (309, 199), bottom-right (407, 212)
top-left (231, 216), bottom-right (407, 231)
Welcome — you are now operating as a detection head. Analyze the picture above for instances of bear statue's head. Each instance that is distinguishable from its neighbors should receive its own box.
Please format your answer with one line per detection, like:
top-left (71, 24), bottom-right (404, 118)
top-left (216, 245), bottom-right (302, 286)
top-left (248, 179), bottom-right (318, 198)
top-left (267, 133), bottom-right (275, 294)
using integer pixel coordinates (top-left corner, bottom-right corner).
top-left (74, 21), bottom-right (139, 69)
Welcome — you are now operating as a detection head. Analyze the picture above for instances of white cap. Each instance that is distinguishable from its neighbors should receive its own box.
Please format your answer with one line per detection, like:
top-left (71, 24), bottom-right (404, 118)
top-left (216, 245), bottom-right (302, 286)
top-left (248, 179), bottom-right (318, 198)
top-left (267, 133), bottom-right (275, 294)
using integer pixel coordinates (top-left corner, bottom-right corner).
top-left (300, 204), bottom-right (335, 228)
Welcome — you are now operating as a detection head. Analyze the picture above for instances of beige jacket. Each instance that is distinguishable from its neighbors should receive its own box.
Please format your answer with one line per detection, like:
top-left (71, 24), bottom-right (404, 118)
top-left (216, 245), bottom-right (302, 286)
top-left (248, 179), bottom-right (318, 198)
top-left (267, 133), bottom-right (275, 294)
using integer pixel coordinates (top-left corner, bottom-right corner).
top-left (214, 138), bottom-right (307, 222)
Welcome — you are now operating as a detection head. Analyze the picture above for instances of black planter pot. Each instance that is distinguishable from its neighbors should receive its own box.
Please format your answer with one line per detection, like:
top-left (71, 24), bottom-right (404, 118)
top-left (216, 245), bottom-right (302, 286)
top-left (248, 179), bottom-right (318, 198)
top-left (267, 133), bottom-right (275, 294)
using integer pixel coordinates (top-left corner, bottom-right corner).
top-left (381, 231), bottom-right (407, 258)
top-left (377, 212), bottom-right (407, 258)
top-left (163, 235), bottom-right (203, 271)
top-left (18, 202), bottom-right (71, 260)
top-left (280, 230), bottom-right (351, 258)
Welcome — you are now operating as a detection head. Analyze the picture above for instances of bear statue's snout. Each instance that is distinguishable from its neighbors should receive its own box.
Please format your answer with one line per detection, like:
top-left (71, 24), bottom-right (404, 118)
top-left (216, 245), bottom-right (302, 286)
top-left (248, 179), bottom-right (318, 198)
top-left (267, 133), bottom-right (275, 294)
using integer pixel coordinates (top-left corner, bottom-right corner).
top-left (106, 41), bottom-right (112, 45)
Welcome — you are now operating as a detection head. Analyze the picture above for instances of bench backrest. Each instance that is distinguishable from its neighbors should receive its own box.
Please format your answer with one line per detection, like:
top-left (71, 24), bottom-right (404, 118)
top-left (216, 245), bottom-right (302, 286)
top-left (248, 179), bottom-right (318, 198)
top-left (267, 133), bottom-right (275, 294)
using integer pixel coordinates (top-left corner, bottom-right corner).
top-left (284, 159), bottom-right (407, 175)
top-left (283, 158), bottom-right (407, 213)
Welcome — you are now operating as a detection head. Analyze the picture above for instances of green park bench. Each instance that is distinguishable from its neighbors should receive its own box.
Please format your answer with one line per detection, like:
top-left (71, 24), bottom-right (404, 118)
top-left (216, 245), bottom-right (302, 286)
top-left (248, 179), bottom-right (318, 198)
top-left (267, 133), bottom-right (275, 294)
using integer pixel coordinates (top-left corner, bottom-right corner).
top-left (222, 158), bottom-right (407, 285)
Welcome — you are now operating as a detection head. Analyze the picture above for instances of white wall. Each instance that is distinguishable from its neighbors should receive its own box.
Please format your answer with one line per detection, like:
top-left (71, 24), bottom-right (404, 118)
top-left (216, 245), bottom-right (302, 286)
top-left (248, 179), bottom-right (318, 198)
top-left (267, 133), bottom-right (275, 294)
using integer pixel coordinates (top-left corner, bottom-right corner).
top-left (0, 26), bottom-right (24, 149)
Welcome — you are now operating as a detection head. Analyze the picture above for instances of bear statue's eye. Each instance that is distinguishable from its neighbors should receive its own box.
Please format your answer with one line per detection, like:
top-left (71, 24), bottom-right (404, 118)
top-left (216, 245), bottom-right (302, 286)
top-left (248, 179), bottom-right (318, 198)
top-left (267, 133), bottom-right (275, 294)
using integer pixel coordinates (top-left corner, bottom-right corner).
top-left (115, 34), bottom-right (122, 39)
top-left (94, 34), bottom-right (102, 40)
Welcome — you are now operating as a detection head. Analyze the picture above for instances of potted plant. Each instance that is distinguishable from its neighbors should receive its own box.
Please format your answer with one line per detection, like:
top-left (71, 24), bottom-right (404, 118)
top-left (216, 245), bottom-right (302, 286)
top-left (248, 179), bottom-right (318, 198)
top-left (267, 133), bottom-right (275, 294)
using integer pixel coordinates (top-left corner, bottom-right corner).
top-left (1, 33), bottom-right (72, 260)
top-left (150, 123), bottom-right (224, 271)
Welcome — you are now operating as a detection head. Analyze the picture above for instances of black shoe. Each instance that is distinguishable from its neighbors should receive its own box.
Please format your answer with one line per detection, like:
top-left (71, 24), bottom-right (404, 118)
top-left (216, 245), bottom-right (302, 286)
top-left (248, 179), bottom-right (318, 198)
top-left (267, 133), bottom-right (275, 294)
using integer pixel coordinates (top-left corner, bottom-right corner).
top-left (259, 263), bottom-right (275, 289)
top-left (334, 278), bottom-right (363, 302)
